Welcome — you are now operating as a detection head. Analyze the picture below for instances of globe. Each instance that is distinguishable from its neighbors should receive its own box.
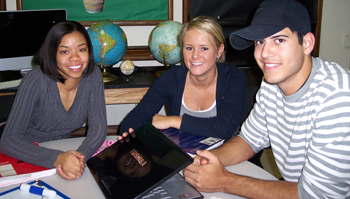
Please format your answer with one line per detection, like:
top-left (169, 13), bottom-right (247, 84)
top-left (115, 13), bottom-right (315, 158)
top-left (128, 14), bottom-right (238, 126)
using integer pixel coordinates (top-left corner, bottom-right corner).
top-left (148, 21), bottom-right (183, 66)
top-left (120, 60), bottom-right (135, 75)
top-left (87, 20), bottom-right (127, 67)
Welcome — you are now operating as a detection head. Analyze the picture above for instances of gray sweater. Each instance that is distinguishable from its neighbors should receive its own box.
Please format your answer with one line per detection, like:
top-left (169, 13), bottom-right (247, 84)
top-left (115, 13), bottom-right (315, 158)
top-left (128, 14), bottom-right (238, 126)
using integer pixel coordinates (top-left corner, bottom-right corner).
top-left (0, 66), bottom-right (107, 168)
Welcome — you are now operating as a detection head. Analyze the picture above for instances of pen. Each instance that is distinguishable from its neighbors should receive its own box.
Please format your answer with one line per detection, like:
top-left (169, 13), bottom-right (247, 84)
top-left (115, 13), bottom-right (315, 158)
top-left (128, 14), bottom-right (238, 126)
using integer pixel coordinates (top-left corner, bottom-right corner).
top-left (20, 183), bottom-right (57, 198)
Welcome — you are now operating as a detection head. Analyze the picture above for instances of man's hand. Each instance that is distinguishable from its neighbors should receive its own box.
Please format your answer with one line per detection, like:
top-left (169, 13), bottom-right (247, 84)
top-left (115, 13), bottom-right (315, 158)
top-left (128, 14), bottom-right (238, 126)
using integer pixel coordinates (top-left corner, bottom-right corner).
top-left (192, 150), bottom-right (210, 165)
top-left (184, 150), bottom-right (230, 193)
top-left (54, 150), bottom-right (85, 180)
top-left (187, 149), bottom-right (299, 199)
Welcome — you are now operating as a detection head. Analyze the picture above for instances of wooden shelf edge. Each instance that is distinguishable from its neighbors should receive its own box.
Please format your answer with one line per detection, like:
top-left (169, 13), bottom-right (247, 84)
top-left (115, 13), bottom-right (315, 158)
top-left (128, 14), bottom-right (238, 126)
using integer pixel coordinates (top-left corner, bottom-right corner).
top-left (104, 87), bottom-right (149, 104)
top-left (70, 125), bottom-right (120, 137)
top-left (122, 46), bottom-right (154, 61)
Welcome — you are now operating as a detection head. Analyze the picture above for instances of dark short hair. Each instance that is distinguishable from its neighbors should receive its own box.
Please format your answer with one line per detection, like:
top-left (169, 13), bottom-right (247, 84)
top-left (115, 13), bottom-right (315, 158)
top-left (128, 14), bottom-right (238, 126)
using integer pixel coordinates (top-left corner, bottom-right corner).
top-left (33, 21), bottom-right (95, 83)
top-left (290, 29), bottom-right (304, 45)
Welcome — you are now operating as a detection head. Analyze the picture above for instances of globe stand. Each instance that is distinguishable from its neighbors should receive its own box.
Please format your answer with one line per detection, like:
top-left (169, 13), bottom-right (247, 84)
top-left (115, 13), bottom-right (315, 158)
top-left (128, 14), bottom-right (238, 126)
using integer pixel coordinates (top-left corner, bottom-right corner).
top-left (100, 65), bottom-right (118, 82)
top-left (120, 71), bottom-right (135, 81)
top-left (155, 44), bottom-right (170, 78)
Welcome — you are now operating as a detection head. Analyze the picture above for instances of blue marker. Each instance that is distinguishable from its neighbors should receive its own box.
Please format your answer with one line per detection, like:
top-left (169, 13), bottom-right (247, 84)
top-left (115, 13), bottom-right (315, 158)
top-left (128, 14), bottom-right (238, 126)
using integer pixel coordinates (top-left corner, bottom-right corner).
top-left (20, 183), bottom-right (57, 198)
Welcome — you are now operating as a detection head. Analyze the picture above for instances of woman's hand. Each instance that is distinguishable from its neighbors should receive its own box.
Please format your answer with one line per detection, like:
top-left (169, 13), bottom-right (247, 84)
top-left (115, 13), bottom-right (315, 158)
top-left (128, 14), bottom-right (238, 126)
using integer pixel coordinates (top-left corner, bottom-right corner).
top-left (54, 150), bottom-right (85, 180)
top-left (152, 114), bottom-right (182, 130)
top-left (118, 128), bottom-right (135, 143)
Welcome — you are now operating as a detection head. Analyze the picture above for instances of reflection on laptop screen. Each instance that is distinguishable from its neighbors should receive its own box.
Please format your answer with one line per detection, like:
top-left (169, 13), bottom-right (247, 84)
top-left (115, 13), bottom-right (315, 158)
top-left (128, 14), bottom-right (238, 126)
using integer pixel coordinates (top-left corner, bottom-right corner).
top-left (87, 123), bottom-right (194, 199)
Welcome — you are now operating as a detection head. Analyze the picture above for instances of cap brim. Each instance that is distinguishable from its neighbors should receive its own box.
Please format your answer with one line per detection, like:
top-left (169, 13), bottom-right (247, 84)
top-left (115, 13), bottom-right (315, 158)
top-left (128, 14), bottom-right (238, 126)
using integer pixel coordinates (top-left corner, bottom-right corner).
top-left (229, 25), bottom-right (285, 50)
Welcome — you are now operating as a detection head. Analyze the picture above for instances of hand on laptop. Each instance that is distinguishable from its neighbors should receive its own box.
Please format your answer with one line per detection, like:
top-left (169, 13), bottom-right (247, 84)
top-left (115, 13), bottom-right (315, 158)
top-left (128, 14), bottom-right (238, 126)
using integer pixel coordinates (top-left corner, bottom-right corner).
top-left (184, 150), bottom-right (230, 193)
top-left (54, 150), bottom-right (85, 180)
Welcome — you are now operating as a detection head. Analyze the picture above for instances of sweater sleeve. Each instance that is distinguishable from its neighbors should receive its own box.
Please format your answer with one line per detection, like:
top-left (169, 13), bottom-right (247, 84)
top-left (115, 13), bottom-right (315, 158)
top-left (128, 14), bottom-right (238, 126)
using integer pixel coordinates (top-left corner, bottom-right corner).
top-left (76, 67), bottom-right (107, 160)
top-left (180, 65), bottom-right (247, 140)
top-left (0, 70), bottom-right (62, 168)
top-left (119, 68), bottom-right (174, 133)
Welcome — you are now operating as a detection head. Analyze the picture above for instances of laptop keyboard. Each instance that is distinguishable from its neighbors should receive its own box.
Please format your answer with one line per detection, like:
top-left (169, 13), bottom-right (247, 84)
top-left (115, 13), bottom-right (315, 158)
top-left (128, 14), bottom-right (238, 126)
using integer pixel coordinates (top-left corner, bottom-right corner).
top-left (142, 186), bottom-right (171, 199)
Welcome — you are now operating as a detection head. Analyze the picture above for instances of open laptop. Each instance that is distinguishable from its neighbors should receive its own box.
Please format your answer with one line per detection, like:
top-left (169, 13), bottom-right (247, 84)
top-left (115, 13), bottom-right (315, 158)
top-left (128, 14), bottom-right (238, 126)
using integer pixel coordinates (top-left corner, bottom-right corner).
top-left (87, 123), bottom-right (203, 199)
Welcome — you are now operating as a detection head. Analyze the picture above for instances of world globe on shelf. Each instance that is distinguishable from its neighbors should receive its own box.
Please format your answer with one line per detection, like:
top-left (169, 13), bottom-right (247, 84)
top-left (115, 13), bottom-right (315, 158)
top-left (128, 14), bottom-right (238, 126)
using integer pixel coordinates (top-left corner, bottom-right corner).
top-left (148, 21), bottom-right (183, 66)
top-left (87, 20), bottom-right (127, 67)
top-left (120, 60), bottom-right (135, 76)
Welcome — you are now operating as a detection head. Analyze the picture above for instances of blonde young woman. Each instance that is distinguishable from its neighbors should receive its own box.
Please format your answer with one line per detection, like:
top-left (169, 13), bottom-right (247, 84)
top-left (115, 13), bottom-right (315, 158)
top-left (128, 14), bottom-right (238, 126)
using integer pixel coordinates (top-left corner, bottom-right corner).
top-left (120, 16), bottom-right (246, 140)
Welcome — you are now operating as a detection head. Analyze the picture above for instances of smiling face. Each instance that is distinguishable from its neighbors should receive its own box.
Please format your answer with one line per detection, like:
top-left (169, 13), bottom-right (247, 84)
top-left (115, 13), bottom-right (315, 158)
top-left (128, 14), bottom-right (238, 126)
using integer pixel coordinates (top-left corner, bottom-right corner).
top-left (183, 29), bottom-right (224, 77)
top-left (56, 31), bottom-right (89, 81)
top-left (254, 28), bottom-right (314, 95)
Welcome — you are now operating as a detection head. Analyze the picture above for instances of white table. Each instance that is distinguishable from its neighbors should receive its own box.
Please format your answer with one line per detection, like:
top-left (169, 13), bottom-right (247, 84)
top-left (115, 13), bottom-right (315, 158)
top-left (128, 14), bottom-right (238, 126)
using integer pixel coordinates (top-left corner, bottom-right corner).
top-left (0, 136), bottom-right (277, 199)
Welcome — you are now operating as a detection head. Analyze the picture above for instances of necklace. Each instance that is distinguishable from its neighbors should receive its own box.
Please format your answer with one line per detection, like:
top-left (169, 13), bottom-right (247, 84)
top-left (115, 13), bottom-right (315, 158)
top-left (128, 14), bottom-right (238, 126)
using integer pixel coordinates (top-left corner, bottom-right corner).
top-left (187, 70), bottom-right (217, 111)
top-left (57, 82), bottom-right (79, 102)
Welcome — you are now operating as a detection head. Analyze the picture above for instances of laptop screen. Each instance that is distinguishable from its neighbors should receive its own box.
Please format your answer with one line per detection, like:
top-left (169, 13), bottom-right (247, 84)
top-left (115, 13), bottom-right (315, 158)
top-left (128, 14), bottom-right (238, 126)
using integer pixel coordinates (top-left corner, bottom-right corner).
top-left (87, 123), bottom-right (194, 199)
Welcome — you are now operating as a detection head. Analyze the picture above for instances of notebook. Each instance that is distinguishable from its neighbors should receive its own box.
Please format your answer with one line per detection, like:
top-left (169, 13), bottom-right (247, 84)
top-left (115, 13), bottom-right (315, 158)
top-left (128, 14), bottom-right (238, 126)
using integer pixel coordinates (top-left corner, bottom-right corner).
top-left (87, 123), bottom-right (203, 199)
top-left (0, 151), bottom-right (48, 177)
top-left (161, 127), bottom-right (224, 157)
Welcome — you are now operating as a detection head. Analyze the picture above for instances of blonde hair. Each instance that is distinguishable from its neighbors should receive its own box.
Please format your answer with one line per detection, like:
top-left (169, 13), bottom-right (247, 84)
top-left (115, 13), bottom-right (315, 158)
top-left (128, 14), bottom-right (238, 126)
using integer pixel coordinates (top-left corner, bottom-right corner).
top-left (179, 16), bottom-right (226, 63)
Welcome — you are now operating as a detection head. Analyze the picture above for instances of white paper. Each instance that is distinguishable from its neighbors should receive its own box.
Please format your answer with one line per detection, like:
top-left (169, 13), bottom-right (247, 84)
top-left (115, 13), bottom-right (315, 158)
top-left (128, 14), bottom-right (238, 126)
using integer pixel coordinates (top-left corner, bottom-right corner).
top-left (0, 169), bottom-right (56, 188)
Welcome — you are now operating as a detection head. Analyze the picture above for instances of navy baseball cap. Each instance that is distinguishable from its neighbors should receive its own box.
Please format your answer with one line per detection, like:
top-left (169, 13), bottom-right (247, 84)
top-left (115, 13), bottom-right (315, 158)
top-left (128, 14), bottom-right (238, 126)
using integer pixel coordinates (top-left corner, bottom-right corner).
top-left (229, 0), bottom-right (311, 50)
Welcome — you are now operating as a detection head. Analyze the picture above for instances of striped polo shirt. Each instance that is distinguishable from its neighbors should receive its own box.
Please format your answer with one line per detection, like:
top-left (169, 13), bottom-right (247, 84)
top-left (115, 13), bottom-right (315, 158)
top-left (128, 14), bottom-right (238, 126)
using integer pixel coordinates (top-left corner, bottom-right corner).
top-left (240, 57), bottom-right (350, 198)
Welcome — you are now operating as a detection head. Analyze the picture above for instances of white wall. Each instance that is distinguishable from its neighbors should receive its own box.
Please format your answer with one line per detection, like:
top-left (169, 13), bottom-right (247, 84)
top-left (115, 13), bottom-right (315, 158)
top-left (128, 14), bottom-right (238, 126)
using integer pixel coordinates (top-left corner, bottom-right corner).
top-left (4, 0), bottom-right (15, 10)
top-left (319, 0), bottom-right (350, 70)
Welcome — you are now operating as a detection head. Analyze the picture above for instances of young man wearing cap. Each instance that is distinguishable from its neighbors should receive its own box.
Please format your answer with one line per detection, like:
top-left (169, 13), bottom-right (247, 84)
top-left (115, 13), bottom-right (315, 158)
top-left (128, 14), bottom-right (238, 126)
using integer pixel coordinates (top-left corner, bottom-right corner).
top-left (184, 0), bottom-right (350, 198)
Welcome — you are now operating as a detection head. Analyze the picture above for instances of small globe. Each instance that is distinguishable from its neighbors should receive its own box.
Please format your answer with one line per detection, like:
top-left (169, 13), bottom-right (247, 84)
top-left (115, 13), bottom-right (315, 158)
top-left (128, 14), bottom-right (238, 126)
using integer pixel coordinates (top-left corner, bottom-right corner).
top-left (148, 21), bottom-right (183, 66)
top-left (120, 60), bottom-right (135, 75)
top-left (87, 20), bottom-right (127, 66)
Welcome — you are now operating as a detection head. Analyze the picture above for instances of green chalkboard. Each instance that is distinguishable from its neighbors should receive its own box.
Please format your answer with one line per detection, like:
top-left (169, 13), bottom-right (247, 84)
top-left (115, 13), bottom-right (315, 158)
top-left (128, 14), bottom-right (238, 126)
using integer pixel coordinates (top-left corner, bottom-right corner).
top-left (20, 0), bottom-right (171, 26)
